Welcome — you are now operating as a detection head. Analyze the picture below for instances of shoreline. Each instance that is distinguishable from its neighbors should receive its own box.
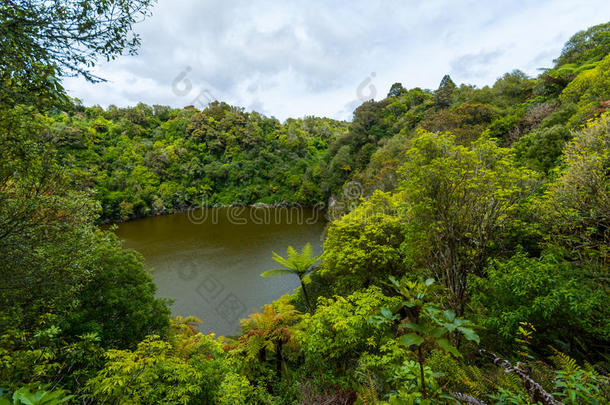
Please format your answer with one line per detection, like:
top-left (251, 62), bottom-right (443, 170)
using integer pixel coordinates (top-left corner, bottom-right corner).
top-left (99, 202), bottom-right (328, 225)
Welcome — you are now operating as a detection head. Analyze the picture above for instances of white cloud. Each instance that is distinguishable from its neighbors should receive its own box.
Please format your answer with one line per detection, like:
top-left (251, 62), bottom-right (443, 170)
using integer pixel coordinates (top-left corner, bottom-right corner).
top-left (62, 0), bottom-right (610, 121)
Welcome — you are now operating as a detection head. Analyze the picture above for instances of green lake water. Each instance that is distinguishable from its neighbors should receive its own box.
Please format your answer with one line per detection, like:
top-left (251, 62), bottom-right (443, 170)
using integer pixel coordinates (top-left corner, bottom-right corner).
top-left (113, 207), bottom-right (326, 335)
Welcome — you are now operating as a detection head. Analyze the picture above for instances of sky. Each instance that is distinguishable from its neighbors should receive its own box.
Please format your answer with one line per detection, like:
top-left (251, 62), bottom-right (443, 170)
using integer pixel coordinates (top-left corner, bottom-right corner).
top-left (63, 0), bottom-right (610, 121)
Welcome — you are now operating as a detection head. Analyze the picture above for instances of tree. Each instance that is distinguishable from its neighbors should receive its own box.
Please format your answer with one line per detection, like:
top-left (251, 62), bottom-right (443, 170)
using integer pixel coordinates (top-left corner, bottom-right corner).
top-left (320, 191), bottom-right (404, 294)
top-left (296, 286), bottom-right (401, 383)
top-left (1, 0), bottom-right (154, 108)
top-left (0, 107), bottom-right (98, 327)
top-left (236, 301), bottom-right (300, 380)
top-left (0, 0), bottom-right (167, 396)
top-left (398, 130), bottom-right (537, 314)
top-left (491, 70), bottom-right (535, 107)
top-left (62, 231), bottom-right (170, 349)
top-left (261, 243), bottom-right (322, 312)
top-left (559, 54), bottom-right (610, 126)
top-left (538, 114), bottom-right (610, 266)
top-left (513, 124), bottom-right (572, 172)
top-left (554, 22), bottom-right (610, 67)
top-left (387, 82), bottom-right (407, 98)
top-left (434, 75), bottom-right (456, 109)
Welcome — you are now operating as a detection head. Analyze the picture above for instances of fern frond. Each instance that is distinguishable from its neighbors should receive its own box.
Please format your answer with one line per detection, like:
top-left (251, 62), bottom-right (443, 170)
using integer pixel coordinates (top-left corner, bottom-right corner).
top-left (549, 347), bottom-right (581, 373)
top-left (582, 361), bottom-right (600, 377)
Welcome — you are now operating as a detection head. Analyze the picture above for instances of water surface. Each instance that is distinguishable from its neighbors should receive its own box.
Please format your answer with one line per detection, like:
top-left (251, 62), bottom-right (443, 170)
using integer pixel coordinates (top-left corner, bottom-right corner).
top-left (114, 207), bottom-right (325, 335)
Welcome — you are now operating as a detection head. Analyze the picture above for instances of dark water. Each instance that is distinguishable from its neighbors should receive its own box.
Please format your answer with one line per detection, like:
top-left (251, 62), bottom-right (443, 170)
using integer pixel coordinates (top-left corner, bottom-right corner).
top-left (113, 207), bottom-right (325, 335)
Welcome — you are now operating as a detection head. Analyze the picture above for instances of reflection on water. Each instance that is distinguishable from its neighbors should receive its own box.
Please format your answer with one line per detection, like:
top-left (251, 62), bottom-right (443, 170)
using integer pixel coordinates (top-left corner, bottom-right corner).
top-left (113, 207), bottom-right (325, 335)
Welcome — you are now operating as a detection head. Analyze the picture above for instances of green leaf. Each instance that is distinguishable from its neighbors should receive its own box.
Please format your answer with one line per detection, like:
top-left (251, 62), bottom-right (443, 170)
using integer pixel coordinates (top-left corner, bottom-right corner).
top-left (429, 327), bottom-right (447, 338)
top-left (457, 326), bottom-right (480, 343)
top-left (260, 269), bottom-right (295, 278)
top-left (12, 387), bottom-right (73, 405)
top-left (402, 300), bottom-right (416, 308)
top-left (381, 308), bottom-right (394, 319)
top-left (401, 322), bottom-right (426, 333)
top-left (436, 338), bottom-right (462, 357)
top-left (442, 323), bottom-right (457, 332)
top-left (399, 333), bottom-right (424, 347)
top-left (388, 276), bottom-right (400, 287)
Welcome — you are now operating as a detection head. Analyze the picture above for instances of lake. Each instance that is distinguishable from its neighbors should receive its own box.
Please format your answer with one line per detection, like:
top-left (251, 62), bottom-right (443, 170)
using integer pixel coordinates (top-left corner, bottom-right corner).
top-left (113, 207), bottom-right (326, 335)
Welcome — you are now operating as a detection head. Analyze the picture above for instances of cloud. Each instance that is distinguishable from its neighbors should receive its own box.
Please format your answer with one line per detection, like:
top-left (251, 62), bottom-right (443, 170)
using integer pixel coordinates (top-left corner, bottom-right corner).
top-left (62, 0), bottom-right (610, 121)
top-left (450, 50), bottom-right (504, 81)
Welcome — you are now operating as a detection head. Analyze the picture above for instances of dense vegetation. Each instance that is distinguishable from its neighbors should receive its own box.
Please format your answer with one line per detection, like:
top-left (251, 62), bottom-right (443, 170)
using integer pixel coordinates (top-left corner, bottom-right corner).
top-left (1, 1), bottom-right (609, 403)
top-left (52, 102), bottom-right (348, 221)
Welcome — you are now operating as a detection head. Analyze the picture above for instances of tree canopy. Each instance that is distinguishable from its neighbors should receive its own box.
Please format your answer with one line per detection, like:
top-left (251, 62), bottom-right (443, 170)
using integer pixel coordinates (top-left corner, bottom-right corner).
top-left (1, 8), bottom-right (609, 404)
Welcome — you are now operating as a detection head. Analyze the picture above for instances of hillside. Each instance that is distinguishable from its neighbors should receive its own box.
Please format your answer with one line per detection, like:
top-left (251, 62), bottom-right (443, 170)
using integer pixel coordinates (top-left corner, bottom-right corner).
top-left (1, 2), bottom-right (609, 403)
top-left (50, 22), bottom-right (610, 226)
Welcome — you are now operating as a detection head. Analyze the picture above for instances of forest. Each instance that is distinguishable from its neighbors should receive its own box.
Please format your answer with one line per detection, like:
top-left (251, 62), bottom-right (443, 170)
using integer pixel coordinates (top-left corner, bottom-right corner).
top-left (0, 0), bottom-right (609, 404)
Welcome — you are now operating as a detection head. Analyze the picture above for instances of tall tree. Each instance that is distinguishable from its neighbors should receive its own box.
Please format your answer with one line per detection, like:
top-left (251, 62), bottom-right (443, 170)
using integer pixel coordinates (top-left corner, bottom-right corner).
top-left (387, 82), bottom-right (407, 98)
top-left (434, 74), bottom-right (456, 109)
top-left (539, 114), bottom-right (610, 266)
top-left (398, 130), bottom-right (537, 314)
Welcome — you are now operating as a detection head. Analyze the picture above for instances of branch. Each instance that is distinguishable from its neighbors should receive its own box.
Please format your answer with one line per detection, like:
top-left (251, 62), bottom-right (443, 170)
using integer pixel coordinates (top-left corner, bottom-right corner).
top-left (450, 392), bottom-right (487, 405)
top-left (479, 349), bottom-right (559, 405)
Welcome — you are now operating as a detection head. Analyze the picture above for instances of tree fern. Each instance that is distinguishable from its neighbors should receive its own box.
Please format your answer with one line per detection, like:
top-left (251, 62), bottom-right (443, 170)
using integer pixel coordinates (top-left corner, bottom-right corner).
top-left (260, 243), bottom-right (322, 312)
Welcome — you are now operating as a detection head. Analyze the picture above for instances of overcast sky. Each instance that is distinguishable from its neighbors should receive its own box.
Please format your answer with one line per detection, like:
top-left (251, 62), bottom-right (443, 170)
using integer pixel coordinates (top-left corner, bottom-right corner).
top-left (63, 0), bottom-right (610, 121)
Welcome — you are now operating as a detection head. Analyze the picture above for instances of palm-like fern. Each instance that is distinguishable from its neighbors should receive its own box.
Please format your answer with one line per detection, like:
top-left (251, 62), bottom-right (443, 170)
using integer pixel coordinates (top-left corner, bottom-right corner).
top-left (169, 315), bottom-right (203, 357)
top-left (260, 243), bottom-right (322, 312)
top-left (171, 315), bottom-right (202, 337)
top-left (238, 303), bottom-right (301, 378)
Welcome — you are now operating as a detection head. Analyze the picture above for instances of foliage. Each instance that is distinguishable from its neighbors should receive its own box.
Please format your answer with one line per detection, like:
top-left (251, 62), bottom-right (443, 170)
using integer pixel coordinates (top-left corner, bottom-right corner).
top-left (398, 130), bottom-right (537, 314)
top-left (482, 348), bottom-right (610, 405)
top-left (0, 0), bottom-right (170, 400)
top-left (559, 54), bottom-right (610, 125)
top-left (538, 114), bottom-right (610, 266)
top-left (0, 325), bottom-right (105, 398)
top-left (49, 103), bottom-right (347, 221)
top-left (0, 0), bottom-right (154, 108)
top-left (229, 299), bottom-right (301, 382)
top-left (86, 335), bottom-right (203, 405)
top-left (0, 107), bottom-right (96, 325)
top-left (62, 231), bottom-right (170, 348)
top-left (320, 191), bottom-right (404, 294)
top-left (470, 251), bottom-right (609, 358)
top-left (296, 287), bottom-right (401, 388)
top-left (2, 12), bottom-right (610, 405)
top-left (513, 124), bottom-right (571, 172)
top-left (372, 277), bottom-right (479, 400)
top-left (0, 386), bottom-right (72, 405)
top-left (550, 349), bottom-right (609, 404)
top-left (261, 243), bottom-right (322, 311)
top-left (554, 22), bottom-right (610, 68)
